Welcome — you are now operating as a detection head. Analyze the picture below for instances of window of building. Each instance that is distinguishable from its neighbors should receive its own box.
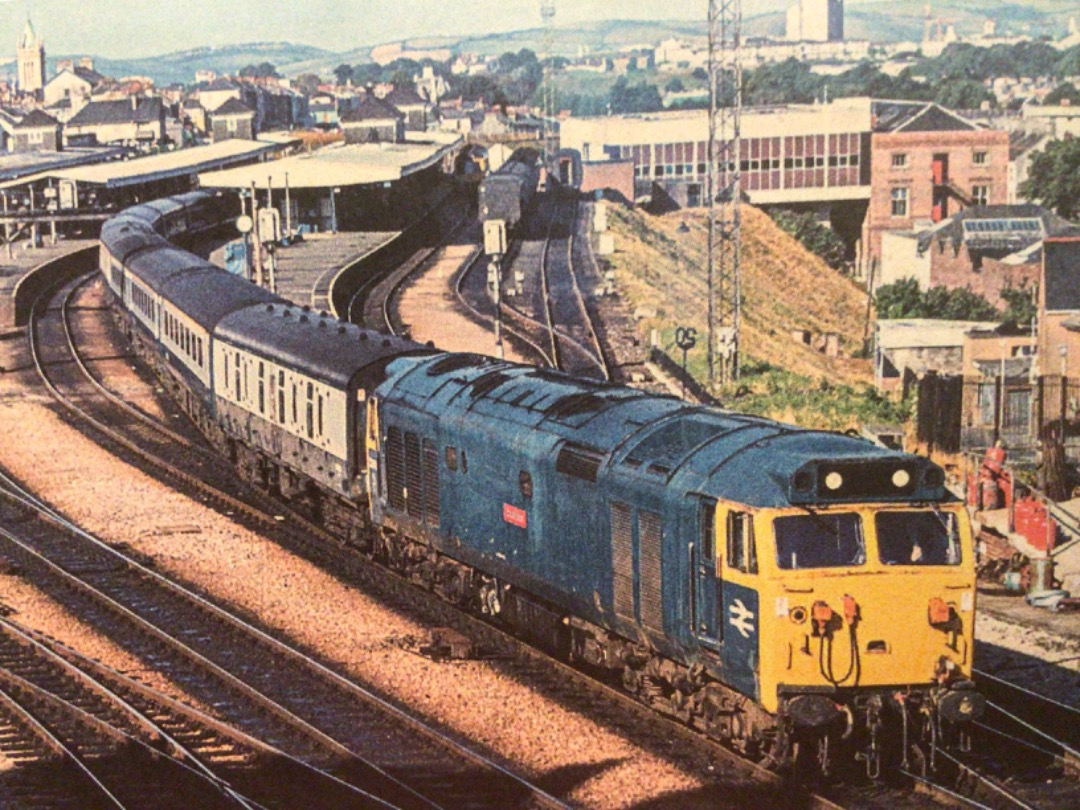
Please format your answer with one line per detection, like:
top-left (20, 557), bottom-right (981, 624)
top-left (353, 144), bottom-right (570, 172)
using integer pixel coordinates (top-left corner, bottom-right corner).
top-left (972, 184), bottom-right (990, 207)
top-left (973, 151), bottom-right (987, 166)
top-left (891, 187), bottom-right (909, 218)
top-left (891, 153), bottom-right (908, 168)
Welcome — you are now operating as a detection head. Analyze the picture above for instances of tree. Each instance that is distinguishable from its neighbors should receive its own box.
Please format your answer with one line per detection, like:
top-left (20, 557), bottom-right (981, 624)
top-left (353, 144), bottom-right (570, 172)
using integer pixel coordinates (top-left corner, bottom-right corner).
top-left (1000, 282), bottom-right (1037, 331)
top-left (769, 210), bottom-right (847, 270)
top-left (238, 62), bottom-right (279, 79)
top-left (691, 67), bottom-right (708, 81)
top-left (665, 77), bottom-right (685, 93)
top-left (934, 78), bottom-right (994, 110)
top-left (1020, 138), bottom-right (1080, 220)
top-left (1043, 82), bottom-right (1080, 106)
top-left (333, 63), bottom-right (354, 86)
top-left (608, 77), bottom-right (663, 114)
top-left (294, 73), bottom-right (322, 96)
top-left (744, 58), bottom-right (821, 105)
top-left (874, 279), bottom-right (999, 321)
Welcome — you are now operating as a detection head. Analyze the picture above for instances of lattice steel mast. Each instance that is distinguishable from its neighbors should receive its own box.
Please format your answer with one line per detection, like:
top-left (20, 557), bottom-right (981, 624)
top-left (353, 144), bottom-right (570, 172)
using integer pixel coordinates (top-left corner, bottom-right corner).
top-left (707, 0), bottom-right (743, 386)
top-left (541, 1), bottom-right (557, 166)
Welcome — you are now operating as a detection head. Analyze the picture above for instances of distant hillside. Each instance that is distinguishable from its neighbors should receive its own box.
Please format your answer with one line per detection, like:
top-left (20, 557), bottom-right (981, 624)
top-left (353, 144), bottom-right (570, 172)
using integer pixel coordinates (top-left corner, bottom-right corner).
top-left (48, 42), bottom-right (332, 86)
top-left (47, 2), bottom-right (1079, 87)
top-left (746, 0), bottom-right (1076, 43)
top-left (455, 19), bottom-right (708, 59)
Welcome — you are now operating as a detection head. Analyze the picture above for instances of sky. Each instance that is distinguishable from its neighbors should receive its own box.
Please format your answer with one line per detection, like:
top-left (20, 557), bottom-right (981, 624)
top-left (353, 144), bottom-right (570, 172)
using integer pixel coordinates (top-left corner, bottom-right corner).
top-left (0, 1), bottom-right (784, 59)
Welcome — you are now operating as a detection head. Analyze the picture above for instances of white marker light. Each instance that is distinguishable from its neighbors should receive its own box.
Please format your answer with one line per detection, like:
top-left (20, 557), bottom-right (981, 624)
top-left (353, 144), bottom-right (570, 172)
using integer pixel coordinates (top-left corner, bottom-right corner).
top-left (892, 469), bottom-right (911, 488)
top-left (825, 472), bottom-right (843, 491)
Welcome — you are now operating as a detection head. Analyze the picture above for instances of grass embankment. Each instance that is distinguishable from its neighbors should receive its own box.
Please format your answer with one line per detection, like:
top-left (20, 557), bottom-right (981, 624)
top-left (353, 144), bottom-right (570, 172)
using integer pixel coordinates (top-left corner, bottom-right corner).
top-left (604, 204), bottom-right (910, 431)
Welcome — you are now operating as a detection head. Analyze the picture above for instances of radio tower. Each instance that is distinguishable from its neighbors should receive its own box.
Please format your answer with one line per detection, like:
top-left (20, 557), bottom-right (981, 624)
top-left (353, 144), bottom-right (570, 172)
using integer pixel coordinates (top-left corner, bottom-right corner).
top-left (707, 0), bottom-right (743, 386)
top-left (541, 0), bottom-right (557, 167)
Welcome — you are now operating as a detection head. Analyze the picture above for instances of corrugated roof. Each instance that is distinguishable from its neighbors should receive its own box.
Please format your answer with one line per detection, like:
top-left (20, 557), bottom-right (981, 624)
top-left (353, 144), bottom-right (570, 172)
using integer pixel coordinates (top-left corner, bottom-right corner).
top-left (0, 139), bottom-right (279, 189)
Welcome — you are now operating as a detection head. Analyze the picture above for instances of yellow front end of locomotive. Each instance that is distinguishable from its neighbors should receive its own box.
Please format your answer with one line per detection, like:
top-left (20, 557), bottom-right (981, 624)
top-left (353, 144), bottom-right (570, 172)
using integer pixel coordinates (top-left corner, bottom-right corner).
top-left (748, 502), bottom-right (976, 715)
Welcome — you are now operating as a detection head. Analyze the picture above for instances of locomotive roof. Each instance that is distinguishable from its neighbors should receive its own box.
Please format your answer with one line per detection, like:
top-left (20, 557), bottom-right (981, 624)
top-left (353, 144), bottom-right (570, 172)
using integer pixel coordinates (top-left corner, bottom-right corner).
top-left (215, 304), bottom-right (431, 388)
top-left (379, 353), bottom-right (946, 508)
top-left (161, 268), bottom-right (281, 332)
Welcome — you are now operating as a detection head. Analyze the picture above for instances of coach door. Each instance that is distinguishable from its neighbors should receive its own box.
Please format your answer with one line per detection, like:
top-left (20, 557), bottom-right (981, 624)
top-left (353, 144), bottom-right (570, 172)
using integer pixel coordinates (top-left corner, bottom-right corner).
top-left (691, 498), bottom-right (720, 648)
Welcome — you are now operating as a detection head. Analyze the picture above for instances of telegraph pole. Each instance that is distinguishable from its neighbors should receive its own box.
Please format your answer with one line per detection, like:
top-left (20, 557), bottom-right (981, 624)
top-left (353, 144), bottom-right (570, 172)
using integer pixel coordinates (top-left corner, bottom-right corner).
top-left (707, 0), bottom-right (743, 386)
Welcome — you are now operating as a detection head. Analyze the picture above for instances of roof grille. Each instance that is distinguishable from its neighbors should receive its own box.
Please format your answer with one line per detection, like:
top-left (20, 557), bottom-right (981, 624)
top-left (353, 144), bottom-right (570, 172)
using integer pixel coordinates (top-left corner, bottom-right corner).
top-left (556, 444), bottom-right (604, 483)
top-left (470, 371), bottom-right (510, 398)
top-left (546, 392), bottom-right (605, 419)
top-left (427, 353), bottom-right (488, 376)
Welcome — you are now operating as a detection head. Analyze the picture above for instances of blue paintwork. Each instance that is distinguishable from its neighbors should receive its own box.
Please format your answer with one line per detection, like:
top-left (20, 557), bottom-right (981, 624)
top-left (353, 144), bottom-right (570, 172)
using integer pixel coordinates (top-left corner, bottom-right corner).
top-left (372, 351), bottom-right (949, 697)
top-left (721, 580), bottom-right (760, 700)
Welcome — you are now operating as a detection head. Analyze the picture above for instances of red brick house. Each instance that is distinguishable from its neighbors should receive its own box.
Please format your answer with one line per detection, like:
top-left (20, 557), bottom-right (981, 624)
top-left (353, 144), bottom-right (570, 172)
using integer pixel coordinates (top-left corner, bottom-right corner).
top-left (863, 102), bottom-right (1009, 268)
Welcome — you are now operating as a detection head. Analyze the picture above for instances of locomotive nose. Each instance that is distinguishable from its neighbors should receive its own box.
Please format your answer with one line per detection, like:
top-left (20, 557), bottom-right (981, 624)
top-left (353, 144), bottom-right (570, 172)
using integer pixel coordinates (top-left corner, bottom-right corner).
top-left (938, 681), bottom-right (986, 724)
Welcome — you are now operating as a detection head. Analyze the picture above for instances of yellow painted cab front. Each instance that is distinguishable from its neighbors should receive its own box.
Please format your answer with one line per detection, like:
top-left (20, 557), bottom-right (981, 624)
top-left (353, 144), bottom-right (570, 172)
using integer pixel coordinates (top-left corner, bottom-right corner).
top-left (746, 502), bottom-right (976, 715)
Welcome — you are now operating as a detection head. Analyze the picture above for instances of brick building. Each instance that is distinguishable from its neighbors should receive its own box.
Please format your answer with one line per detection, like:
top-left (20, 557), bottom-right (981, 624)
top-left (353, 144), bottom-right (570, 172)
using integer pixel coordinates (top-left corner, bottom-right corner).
top-left (210, 97), bottom-right (255, 142)
top-left (340, 96), bottom-right (405, 144)
top-left (1040, 236), bottom-right (1080, 380)
top-left (878, 205), bottom-right (1071, 306)
top-left (863, 103), bottom-right (1009, 267)
top-left (12, 109), bottom-right (62, 152)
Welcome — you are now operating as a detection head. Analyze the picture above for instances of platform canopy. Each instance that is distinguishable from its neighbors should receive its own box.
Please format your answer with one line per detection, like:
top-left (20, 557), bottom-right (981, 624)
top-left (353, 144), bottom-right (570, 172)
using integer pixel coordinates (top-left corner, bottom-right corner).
top-left (197, 132), bottom-right (463, 191)
top-left (0, 139), bottom-right (282, 190)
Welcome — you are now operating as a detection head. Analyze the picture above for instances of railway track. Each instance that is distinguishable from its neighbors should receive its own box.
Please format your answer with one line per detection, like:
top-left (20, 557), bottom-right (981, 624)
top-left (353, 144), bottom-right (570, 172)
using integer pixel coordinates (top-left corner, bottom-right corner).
top-left (12, 274), bottom-right (571, 810)
top-left (0, 614), bottom-right (315, 810)
top-left (23, 242), bottom-right (1080, 810)
top-left (346, 194), bottom-right (470, 329)
top-left (20, 256), bottom-right (819, 809)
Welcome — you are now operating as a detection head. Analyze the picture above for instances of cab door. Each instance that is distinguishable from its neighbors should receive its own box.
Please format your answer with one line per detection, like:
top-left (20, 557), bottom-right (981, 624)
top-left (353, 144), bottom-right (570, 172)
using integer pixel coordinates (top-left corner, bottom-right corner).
top-left (691, 498), bottom-right (720, 648)
top-left (721, 509), bottom-right (760, 700)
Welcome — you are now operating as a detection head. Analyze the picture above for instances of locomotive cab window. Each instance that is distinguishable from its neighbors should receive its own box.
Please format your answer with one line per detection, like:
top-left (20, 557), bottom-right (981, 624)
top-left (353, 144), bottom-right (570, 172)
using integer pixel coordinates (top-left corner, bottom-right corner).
top-left (699, 500), bottom-right (716, 562)
top-left (876, 510), bottom-right (961, 566)
top-left (726, 511), bottom-right (757, 573)
top-left (775, 512), bottom-right (864, 570)
top-left (519, 471), bottom-right (533, 499)
top-left (445, 446), bottom-right (458, 471)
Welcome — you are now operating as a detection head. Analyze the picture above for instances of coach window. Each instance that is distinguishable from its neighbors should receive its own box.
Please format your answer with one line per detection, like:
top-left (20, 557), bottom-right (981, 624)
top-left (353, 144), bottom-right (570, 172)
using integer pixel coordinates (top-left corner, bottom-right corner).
top-left (277, 371), bottom-right (286, 423)
top-left (317, 393), bottom-right (324, 437)
top-left (225, 353), bottom-right (230, 389)
top-left (726, 511), bottom-right (757, 574)
top-left (291, 383), bottom-right (298, 425)
top-left (258, 363), bottom-right (265, 414)
top-left (234, 357), bottom-right (241, 399)
top-left (445, 446), bottom-right (458, 471)
top-left (306, 383), bottom-right (314, 439)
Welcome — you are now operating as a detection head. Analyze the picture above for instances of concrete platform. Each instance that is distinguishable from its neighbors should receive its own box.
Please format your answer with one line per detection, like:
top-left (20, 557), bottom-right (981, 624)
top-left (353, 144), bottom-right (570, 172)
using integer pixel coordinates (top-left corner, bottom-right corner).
top-left (0, 239), bottom-right (99, 330)
top-left (210, 231), bottom-right (398, 313)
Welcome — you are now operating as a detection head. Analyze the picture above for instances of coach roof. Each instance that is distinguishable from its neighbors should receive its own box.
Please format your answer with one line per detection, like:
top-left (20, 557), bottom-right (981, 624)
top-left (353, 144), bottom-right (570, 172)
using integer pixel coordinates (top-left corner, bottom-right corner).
top-left (214, 304), bottom-right (430, 388)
